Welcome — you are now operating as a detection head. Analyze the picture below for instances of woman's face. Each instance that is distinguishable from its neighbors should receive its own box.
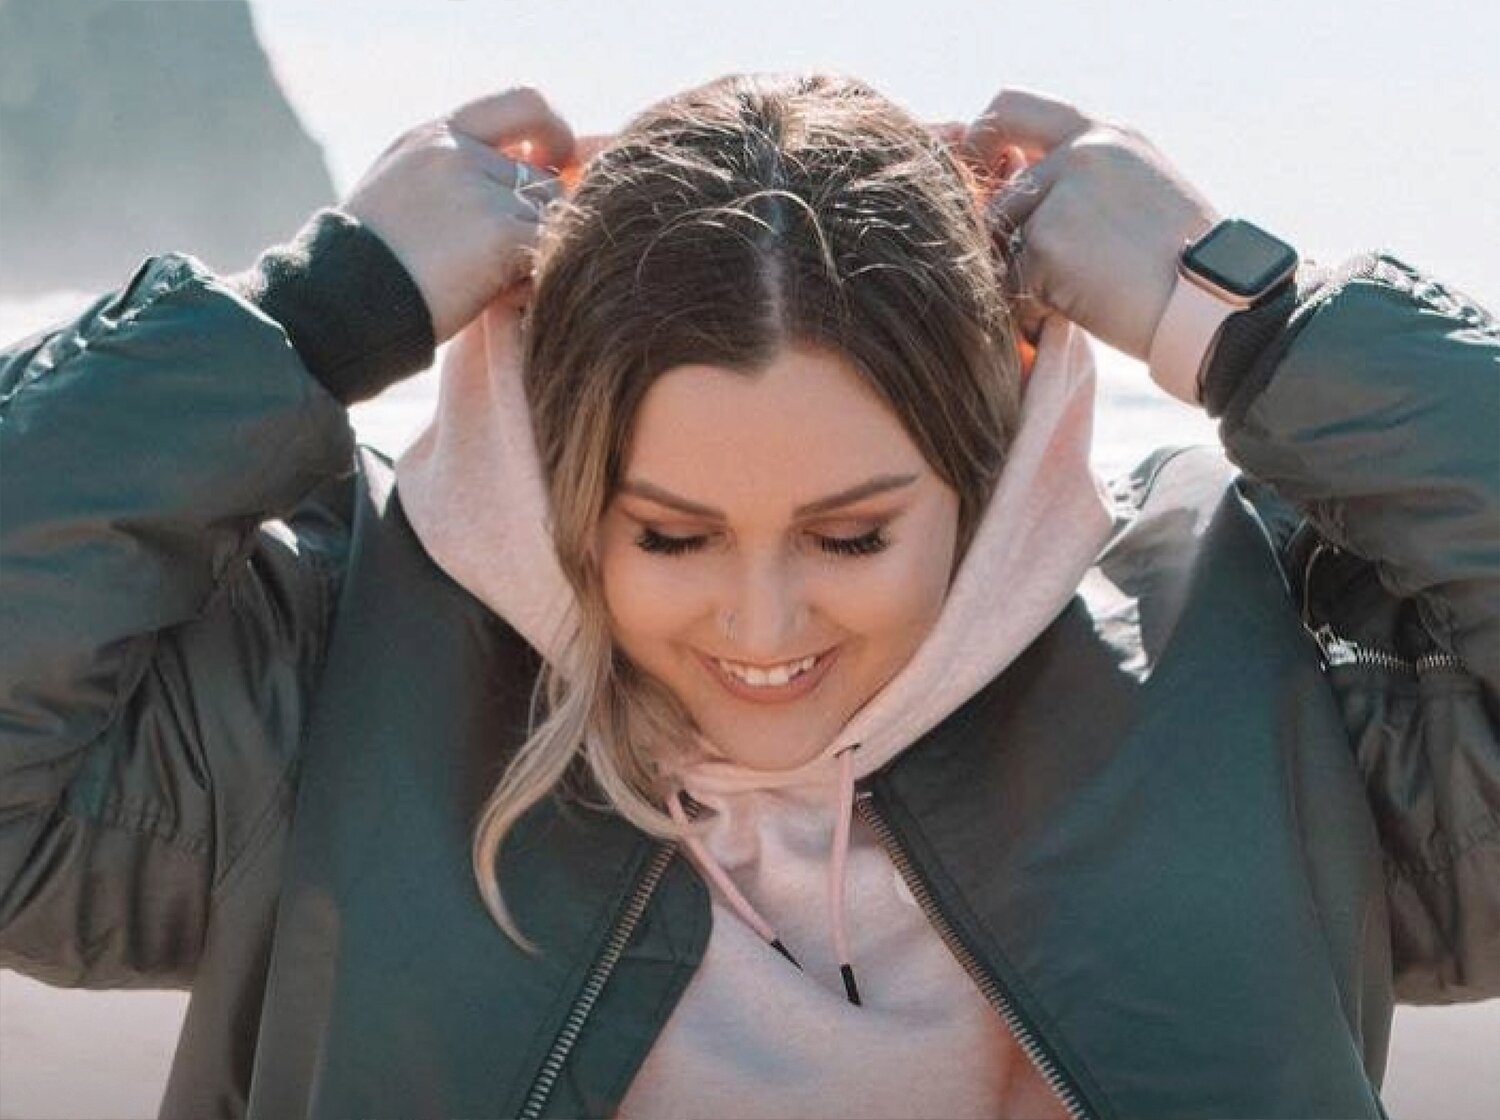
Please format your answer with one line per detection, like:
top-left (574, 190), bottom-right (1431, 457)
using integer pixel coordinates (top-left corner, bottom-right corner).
top-left (597, 343), bottom-right (960, 771)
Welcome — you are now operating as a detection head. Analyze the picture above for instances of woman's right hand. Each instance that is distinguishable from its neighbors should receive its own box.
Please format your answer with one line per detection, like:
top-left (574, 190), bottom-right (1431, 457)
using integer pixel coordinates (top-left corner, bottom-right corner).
top-left (344, 87), bottom-right (576, 344)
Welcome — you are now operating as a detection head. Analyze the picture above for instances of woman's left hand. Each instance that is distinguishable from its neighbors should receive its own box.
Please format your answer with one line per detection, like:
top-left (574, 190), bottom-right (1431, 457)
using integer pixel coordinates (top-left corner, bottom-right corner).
top-left (960, 89), bottom-right (1220, 360)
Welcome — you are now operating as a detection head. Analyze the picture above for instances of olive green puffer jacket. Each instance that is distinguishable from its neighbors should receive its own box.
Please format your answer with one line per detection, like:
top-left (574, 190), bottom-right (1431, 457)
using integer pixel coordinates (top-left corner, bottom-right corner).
top-left (1, 218), bottom-right (1496, 1119)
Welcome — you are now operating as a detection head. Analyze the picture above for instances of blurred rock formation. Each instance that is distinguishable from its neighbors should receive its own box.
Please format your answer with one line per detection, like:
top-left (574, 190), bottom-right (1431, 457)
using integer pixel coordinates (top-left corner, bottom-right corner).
top-left (0, 0), bottom-right (335, 296)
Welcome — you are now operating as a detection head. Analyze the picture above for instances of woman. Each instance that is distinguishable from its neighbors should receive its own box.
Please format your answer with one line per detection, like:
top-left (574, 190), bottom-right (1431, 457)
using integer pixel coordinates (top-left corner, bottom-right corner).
top-left (1, 74), bottom-right (1495, 1119)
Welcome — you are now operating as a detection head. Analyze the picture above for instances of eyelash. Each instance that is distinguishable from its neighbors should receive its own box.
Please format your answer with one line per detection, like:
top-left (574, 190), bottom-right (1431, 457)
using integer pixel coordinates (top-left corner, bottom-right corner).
top-left (633, 526), bottom-right (891, 558)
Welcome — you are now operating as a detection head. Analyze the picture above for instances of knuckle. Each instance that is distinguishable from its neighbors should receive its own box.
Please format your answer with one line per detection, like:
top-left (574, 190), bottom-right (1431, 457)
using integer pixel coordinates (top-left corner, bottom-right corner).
top-left (1094, 120), bottom-right (1142, 149)
top-left (973, 87), bottom-right (1013, 127)
top-left (502, 85), bottom-right (549, 112)
top-left (400, 120), bottom-right (447, 153)
top-left (380, 123), bottom-right (425, 158)
top-left (1062, 133), bottom-right (1119, 173)
top-left (1102, 121), bottom-right (1143, 148)
top-left (986, 87), bottom-right (1024, 114)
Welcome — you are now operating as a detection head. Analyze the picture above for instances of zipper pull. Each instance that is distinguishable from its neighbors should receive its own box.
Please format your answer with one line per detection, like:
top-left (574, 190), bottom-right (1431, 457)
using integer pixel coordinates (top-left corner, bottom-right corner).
top-left (1308, 624), bottom-right (1359, 668)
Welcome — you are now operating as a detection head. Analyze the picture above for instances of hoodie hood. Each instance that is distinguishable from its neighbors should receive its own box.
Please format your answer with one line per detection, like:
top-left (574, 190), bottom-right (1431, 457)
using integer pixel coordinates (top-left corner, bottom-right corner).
top-left (398, 295), bottom-right (1112, 1008)
top-left (395, 298), bottom-right (1114, 793)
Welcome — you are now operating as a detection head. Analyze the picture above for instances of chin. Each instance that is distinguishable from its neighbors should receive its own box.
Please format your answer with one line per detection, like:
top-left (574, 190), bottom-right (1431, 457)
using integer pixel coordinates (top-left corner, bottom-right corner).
top-left (696, 713), bottom-right (838, 772)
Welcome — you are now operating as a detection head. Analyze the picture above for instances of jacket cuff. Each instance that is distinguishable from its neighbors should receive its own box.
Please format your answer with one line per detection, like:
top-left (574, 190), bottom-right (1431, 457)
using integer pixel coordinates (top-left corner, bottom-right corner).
top-left (1201, 256), bottom-right (1394, 425)
top-left (228, 209), bottom-right (436, 405)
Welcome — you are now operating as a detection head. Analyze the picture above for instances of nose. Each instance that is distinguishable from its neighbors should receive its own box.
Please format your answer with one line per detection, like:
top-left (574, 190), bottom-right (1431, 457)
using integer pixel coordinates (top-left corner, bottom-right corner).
top-left (723, 553), bottom-right (808, 659)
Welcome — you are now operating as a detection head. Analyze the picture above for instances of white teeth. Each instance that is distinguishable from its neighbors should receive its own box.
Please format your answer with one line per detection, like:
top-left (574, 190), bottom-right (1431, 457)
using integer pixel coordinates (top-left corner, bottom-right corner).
top-left (716, 653), bottom-right (819, 688)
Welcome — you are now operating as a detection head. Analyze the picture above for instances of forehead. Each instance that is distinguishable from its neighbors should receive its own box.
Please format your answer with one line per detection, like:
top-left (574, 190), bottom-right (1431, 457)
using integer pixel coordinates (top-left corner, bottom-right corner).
top-left (622, 344), bottom-right (926, 490)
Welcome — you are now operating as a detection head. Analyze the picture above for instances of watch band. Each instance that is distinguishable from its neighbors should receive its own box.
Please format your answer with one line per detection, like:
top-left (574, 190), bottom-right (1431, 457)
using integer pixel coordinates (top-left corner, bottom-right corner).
top-left (1147, 270), bottom-right (1239, 406)
top-left (1198, 279), bottom-right (1299, 419)
top-left (1147, 218), bottom-right (1299, 406)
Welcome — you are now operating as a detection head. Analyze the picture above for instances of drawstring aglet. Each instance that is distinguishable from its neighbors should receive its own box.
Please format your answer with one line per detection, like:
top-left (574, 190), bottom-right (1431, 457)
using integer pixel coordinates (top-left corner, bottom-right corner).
top-left (840, 963), bottom-right (862, 1006)
top-left (769, 938), bottom-right (802, 969)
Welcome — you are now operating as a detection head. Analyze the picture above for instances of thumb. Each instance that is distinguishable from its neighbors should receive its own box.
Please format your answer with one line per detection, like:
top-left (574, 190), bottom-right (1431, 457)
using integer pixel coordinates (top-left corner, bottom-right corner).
top-left (448, 87), bottom-right (576, 168)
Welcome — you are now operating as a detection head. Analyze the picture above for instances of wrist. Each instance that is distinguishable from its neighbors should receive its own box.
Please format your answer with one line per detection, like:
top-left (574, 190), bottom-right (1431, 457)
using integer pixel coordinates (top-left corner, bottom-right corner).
top-left (1147, 218), bottom-right (1299, 407)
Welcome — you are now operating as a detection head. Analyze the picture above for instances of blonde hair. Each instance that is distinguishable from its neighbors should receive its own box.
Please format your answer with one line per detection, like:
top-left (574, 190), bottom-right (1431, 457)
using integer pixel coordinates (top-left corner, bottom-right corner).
top-left (471, 71), bottom-right (1021, 945)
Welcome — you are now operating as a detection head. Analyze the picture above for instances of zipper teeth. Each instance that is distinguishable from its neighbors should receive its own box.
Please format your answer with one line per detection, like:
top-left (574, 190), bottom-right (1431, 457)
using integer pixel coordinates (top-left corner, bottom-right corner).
top-left (1416, 650), bottom-right (1466, 671)
top-left (1302, 542), bottom-right (1467, 674)
top-left (519, 841), bottom-right (677, 1120)
top-left (855, 792), bottom-right (1095, 1120)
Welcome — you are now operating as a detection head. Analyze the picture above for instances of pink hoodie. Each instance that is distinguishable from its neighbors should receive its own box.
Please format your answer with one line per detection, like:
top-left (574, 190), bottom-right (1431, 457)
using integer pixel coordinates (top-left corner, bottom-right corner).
top-left (396, 299), bottom-right (1115, 1118)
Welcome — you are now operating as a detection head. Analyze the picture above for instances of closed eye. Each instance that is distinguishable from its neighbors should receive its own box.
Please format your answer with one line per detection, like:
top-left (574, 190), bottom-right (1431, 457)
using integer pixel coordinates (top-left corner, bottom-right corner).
top-left (819, 528), bottom-right (890, 556)
top-left (633, 526), bottom-right (890, 558)
top-left (633, 527), bottom-right (707, 556)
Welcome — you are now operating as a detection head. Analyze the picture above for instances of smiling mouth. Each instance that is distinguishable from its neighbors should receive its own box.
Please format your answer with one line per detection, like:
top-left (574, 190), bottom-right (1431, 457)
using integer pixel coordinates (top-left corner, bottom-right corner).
top-left (700, 648), bottom-right (839, 704)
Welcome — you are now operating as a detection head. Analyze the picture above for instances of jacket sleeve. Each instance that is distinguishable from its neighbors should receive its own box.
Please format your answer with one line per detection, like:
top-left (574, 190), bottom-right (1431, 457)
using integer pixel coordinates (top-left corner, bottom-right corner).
top-left (1209, 253), bottom-right (1500, 1003)
top-left (0, 212), bottom-right (433, 988)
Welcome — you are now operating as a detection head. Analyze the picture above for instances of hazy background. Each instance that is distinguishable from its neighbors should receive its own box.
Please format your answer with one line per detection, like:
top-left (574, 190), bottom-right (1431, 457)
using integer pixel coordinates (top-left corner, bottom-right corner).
top-left (1, 1), bottom-right (1496, 1116)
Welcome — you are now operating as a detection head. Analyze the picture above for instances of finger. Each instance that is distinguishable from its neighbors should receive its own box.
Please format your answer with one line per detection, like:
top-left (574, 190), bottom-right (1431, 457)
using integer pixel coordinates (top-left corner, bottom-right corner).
top-left (454, 133), bottom-right (567, 209)
top-left (448, 87), bottom-right (576, 167)
top-left (999, 243), bottom-right (1047, 347)
top-left (495, 165), bottom-right (567, 215)
top-left (983, 145), bottom-right (1066, 234)
top-left (987, 175), bottom-right (1049, 342)
top-left (504, 168), bottom-right (567, 213)
top-left (495, 277), bottom-right (537, 314)
top-left (962, 88), bottom-right (1093, 169)
top-left (923, 120), bottom-right (969, 149)
top-left (1011, 296), bottom-right (1047, 347)
top-left (555, 132), bottom-right (615, 191)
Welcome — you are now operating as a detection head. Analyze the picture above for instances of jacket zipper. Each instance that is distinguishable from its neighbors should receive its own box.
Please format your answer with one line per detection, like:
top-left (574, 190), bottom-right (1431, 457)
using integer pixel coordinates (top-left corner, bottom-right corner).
top-left (1300, 540), bottom-right (1466, 673)
top-left (855, 789), bottom-right (1097, 1120)
top-left (1305, 624), bottom-right (1464, 673)
top-left (518, 840), bottom-right (678, 1120)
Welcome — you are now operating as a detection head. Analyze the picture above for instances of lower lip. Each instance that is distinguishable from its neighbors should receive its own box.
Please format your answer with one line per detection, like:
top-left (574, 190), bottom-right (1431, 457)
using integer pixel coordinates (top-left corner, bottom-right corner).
top-left (700, 648), bottom-right (839, 705)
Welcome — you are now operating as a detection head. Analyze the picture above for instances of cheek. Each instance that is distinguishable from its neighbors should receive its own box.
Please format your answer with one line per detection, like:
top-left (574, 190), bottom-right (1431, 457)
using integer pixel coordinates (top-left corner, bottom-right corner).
top-left (860, 512), bottom-right (956, 640)
top-left (598, 533), bottom-right (704, 656)
top-left (796, 561), bottom-right (947, 647)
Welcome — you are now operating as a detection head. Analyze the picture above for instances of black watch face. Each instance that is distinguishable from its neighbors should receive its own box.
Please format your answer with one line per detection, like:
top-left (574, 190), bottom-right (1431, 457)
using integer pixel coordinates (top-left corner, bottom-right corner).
top-left (1186, 219), bottom-right (1298, 298)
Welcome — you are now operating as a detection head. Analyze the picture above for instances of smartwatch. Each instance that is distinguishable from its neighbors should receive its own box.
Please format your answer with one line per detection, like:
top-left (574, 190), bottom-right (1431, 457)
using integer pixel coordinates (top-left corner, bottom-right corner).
top-left (1148, 218), bottom-right (1299, 405)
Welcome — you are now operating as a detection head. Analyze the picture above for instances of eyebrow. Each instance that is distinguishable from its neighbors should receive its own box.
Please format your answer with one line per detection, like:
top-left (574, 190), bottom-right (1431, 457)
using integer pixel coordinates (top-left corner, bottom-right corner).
top-left (618, 472), bottom-right (921, 520)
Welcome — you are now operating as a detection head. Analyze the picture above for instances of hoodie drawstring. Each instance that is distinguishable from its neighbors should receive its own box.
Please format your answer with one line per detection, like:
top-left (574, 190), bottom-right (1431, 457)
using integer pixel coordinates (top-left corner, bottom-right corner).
top-left (829, 747), bottom-right (861, 1005)
top-left (667, 791), bottom-right (802, 969)
top-left (670, 744), bottom-right (862, 1006)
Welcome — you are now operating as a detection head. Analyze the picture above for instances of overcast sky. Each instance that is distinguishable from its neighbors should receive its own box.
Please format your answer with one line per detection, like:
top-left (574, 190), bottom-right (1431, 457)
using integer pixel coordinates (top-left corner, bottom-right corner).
top-left (250, 0), bottom-right (1497, 302)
